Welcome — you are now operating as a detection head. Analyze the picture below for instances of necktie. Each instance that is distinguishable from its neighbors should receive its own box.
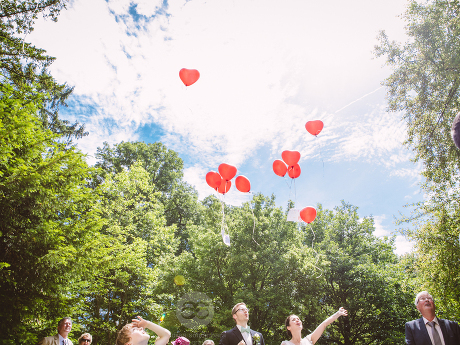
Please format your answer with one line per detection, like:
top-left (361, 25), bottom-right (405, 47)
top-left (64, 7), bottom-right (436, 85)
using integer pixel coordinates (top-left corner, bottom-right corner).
top-left (427, 321), bottom-right (442, 345)
top-left (241, 326), bottom-right (251, 333)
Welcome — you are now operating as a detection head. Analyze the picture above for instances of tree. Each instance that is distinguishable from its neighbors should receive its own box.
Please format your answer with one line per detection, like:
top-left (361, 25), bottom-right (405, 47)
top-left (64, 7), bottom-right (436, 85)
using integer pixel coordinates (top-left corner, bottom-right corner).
top-left (304, 202), bottom-right (418, 345)
top-left (0, 82), bottom-right (98, 344)
top-left (95, 141), bottom-right (200, 253)
top-left (167, 194), bottom-right (321, 344)
top-left (73, 163), bottom-right (178, 345)
top-left (375, 0), bottom-right (460, 321)
top-left (1, 0), bottom-right (86, 139)
top-left (375, 0), bottom-right (460, 188)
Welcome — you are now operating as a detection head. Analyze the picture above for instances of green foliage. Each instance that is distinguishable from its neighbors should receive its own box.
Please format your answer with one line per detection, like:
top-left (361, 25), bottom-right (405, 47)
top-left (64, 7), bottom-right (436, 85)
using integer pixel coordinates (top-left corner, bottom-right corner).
top-left (375, 0), bottom-right (460, 187)
top-left (73, 164), bottom-right (179, 345)
top-left (168, 194), bottom-right (325, 344)
top-left (404, 206), bottom-right (460, 322)
top-left (311, 202), bottom-right (418, 345)
top-left (95, 141), bottom-right (199, 253)
top-left (0, 82), bottom-right (99, 344)
top-left (375, 0), bottom-right (460, 321)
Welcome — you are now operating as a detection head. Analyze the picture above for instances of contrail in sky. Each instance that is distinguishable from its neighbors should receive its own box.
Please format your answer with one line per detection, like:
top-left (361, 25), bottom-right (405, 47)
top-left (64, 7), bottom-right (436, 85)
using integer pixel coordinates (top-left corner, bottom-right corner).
top-left (335, 86), bottom-right (384, 113)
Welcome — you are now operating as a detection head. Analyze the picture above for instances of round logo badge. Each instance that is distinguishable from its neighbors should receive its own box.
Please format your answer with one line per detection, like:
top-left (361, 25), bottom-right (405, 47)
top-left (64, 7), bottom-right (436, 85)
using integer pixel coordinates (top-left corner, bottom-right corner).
top-left (176, 291), bottom-right (214, 328)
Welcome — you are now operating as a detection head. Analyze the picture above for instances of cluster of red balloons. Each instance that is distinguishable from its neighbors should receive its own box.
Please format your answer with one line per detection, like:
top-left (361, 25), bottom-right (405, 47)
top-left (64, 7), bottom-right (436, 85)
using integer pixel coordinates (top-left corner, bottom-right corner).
top-left (270, 120), bottom-right (325, 224)
top-left (179, 68), bottom-right (200, 86)
top-left (206, 163), bottom-right (251, 194)
top-left (273, 150), bottom-right (301, 179)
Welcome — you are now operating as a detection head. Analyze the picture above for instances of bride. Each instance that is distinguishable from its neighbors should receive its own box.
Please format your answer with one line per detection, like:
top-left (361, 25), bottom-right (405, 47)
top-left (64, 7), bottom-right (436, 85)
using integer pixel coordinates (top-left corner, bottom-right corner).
top-left (282, 307), bottom-right (348, 345)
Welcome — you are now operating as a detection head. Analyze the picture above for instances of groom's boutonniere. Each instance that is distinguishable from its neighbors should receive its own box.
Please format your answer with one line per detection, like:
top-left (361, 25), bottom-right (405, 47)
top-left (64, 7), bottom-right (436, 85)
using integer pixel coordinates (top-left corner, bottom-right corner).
top-left (253, 333), bottom-right (261, 345)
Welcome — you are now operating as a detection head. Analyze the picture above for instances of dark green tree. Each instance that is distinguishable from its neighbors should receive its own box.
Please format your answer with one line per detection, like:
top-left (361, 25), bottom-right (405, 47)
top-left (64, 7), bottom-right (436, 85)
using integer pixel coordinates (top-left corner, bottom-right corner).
top-left (0, 82), bottom-right (99, 344)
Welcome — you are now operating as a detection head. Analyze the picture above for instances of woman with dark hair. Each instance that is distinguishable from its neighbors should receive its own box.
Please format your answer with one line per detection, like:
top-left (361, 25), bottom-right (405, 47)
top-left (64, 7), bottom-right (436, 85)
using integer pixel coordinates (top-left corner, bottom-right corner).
top-left (282, 308), bottom-right (347, 345)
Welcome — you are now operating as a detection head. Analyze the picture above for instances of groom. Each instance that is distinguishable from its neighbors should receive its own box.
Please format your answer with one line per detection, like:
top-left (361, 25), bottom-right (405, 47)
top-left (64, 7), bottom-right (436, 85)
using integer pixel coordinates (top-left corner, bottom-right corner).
top-left (219, 303), bottom-right (265, 345)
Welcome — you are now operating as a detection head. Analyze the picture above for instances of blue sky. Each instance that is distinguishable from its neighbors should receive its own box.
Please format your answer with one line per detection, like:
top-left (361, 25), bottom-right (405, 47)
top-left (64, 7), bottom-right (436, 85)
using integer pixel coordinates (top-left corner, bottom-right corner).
top-left (29, 0), bottom-right (422, 254)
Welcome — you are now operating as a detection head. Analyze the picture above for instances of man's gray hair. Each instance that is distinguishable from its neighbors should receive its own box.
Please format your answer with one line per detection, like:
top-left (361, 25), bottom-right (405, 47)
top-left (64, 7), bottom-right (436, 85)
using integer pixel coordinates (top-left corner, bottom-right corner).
top-left (414, 291), bottom-right (433, 306)
top-left (58, 317), bottom-right (72, 327)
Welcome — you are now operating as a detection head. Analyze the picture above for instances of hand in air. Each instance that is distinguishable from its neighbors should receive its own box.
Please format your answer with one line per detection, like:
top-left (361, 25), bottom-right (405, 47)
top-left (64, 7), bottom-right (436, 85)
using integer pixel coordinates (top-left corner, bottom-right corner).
top-left (336, 307), bottom-right (348, 317)
top-left (132, 316), bottom-right (146, 328)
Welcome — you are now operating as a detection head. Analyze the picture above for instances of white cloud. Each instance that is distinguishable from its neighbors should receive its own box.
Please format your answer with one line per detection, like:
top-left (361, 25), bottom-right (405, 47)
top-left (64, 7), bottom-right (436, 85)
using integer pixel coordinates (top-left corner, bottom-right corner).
top-left (373, 214), bottom-right (388, 237)
top-left (394, 235), bottom-right (414, 256)
top-left (29, 0), bottom-right (409, 170)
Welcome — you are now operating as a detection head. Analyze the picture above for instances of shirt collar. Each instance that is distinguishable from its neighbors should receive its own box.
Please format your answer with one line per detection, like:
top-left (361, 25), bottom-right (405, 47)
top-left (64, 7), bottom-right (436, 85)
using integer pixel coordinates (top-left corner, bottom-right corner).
top-left (422, 316), bottom-right (439, 325)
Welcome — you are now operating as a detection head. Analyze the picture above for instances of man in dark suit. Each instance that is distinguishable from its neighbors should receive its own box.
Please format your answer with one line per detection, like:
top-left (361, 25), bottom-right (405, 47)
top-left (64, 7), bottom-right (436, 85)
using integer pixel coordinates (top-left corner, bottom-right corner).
top-left (38, 317), bottom-right (74, 345)
top-left (219, 303), bottom-right (265, 345)
top-left (405, 291), bottom-right (460, 345)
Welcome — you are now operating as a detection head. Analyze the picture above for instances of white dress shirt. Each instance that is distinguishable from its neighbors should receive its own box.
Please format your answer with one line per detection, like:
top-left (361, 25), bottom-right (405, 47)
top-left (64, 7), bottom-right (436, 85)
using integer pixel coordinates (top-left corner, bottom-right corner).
top-left (422, 316), bottom-right (446, 345)
top-left (237, 325), bottom-right (253, 345)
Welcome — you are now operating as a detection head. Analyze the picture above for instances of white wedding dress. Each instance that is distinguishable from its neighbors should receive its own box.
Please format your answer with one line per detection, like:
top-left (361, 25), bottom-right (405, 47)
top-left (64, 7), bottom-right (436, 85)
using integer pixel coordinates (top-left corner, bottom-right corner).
top-left (281, 336), bottom-right (313, 345)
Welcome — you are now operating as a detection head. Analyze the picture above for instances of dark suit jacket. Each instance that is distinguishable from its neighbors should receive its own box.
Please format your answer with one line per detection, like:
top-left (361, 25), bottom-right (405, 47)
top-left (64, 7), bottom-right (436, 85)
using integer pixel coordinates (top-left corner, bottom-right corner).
top-left (219, 326), bottom-right (265, 345)
top-left (405, 317), bottom-right (460, 345)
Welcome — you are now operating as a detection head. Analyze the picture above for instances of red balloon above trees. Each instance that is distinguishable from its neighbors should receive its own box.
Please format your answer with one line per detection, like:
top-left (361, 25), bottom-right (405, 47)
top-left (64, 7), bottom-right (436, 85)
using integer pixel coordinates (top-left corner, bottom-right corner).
top-left (206, 171), bottom-right (222, 190)
top-left (218, 163), bottom-right (237, 181)
top-left (305, 120), bottom-right (324, 136)
top-left (287, 164), bottom-right (301, 179)
top-left (235, 175), bottom-right (251, 193)
top-left (281, 150), bottom-right (301, 167)
top-left (300, 206), bottom-right (317, 223)
top-left (273, 159), bottom-right (287, 177)
top-left (179, 68), bottom-right (200, 86)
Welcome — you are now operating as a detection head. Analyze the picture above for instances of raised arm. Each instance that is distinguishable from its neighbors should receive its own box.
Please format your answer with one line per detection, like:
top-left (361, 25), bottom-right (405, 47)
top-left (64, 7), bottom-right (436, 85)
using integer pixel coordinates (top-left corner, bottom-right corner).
top-left (132, 316), bottom-right (171, 345)
top-left (309, 307), bottom-right (347, 345)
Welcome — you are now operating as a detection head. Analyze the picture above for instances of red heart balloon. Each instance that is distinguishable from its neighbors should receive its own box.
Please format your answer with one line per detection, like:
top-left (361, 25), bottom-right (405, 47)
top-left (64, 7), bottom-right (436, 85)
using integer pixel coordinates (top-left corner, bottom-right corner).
top-left (218, 163), bottom-right (237, 181)
top-left (206, 171), bottom-right (222, 190)
top-left (273, 159), bottom-right (287, 177)
top-left (287, 164), bottom-right (301, 179)
top-left (300, 206), bottom-right (316, 223)
top-left (217, 180), bottom-right (232, 194)
top-left (235, 175), bottom-right (250, 193)
top-left (305, 120), bottom-right (324, 136)
top-left (179, 68), bottom-right (200, 86)
top-left (282, 150), bottom-right (301, 167)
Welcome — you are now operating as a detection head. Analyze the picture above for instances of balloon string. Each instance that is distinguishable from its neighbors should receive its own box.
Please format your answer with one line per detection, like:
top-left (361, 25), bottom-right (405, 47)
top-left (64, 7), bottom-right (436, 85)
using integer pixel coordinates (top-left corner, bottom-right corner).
top-left (316, 136), bottom-right (325, 178)
top-left (309, 223), bottom-right (316, 249)
top-left (293, 177), bottom-right (297, 207)
top-left (220, 196), bottom-right (226, 235)
top-left (305, 223), bottom-right (322, 278)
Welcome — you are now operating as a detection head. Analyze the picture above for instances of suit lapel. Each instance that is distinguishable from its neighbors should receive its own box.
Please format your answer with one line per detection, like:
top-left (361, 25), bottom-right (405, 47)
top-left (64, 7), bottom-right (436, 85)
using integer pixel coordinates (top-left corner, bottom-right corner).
top-left (416, 318), bottom-right (432, 345)
top-left (232, 326), bottom-right (244, 345)
top-left (438, 319), bottom-right (449, 345)
top-left (54, 334), bottom-right (60, 345)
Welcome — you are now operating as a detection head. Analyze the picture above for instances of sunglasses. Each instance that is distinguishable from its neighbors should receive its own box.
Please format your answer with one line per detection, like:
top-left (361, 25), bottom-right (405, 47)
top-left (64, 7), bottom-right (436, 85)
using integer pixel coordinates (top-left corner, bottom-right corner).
top-left (81, 340), bottom-right (91, 343)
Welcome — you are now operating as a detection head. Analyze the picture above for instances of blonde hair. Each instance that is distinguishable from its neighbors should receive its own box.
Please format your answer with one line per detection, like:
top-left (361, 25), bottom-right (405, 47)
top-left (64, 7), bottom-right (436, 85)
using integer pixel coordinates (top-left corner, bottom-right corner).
top-left (78, 333), bottom-right (92, 344)
top-left (203, 340), bottom-right (215, 345)
top-left (232, 302), bottom-right (246, 315)
top-left (116, 323), bottom-right (134, 345)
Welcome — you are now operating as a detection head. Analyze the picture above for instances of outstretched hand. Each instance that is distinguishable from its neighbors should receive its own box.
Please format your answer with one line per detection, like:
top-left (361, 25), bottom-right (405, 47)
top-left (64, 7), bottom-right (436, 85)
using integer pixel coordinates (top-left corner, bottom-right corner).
top-left (336, 307), bottom-right (348, 317)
